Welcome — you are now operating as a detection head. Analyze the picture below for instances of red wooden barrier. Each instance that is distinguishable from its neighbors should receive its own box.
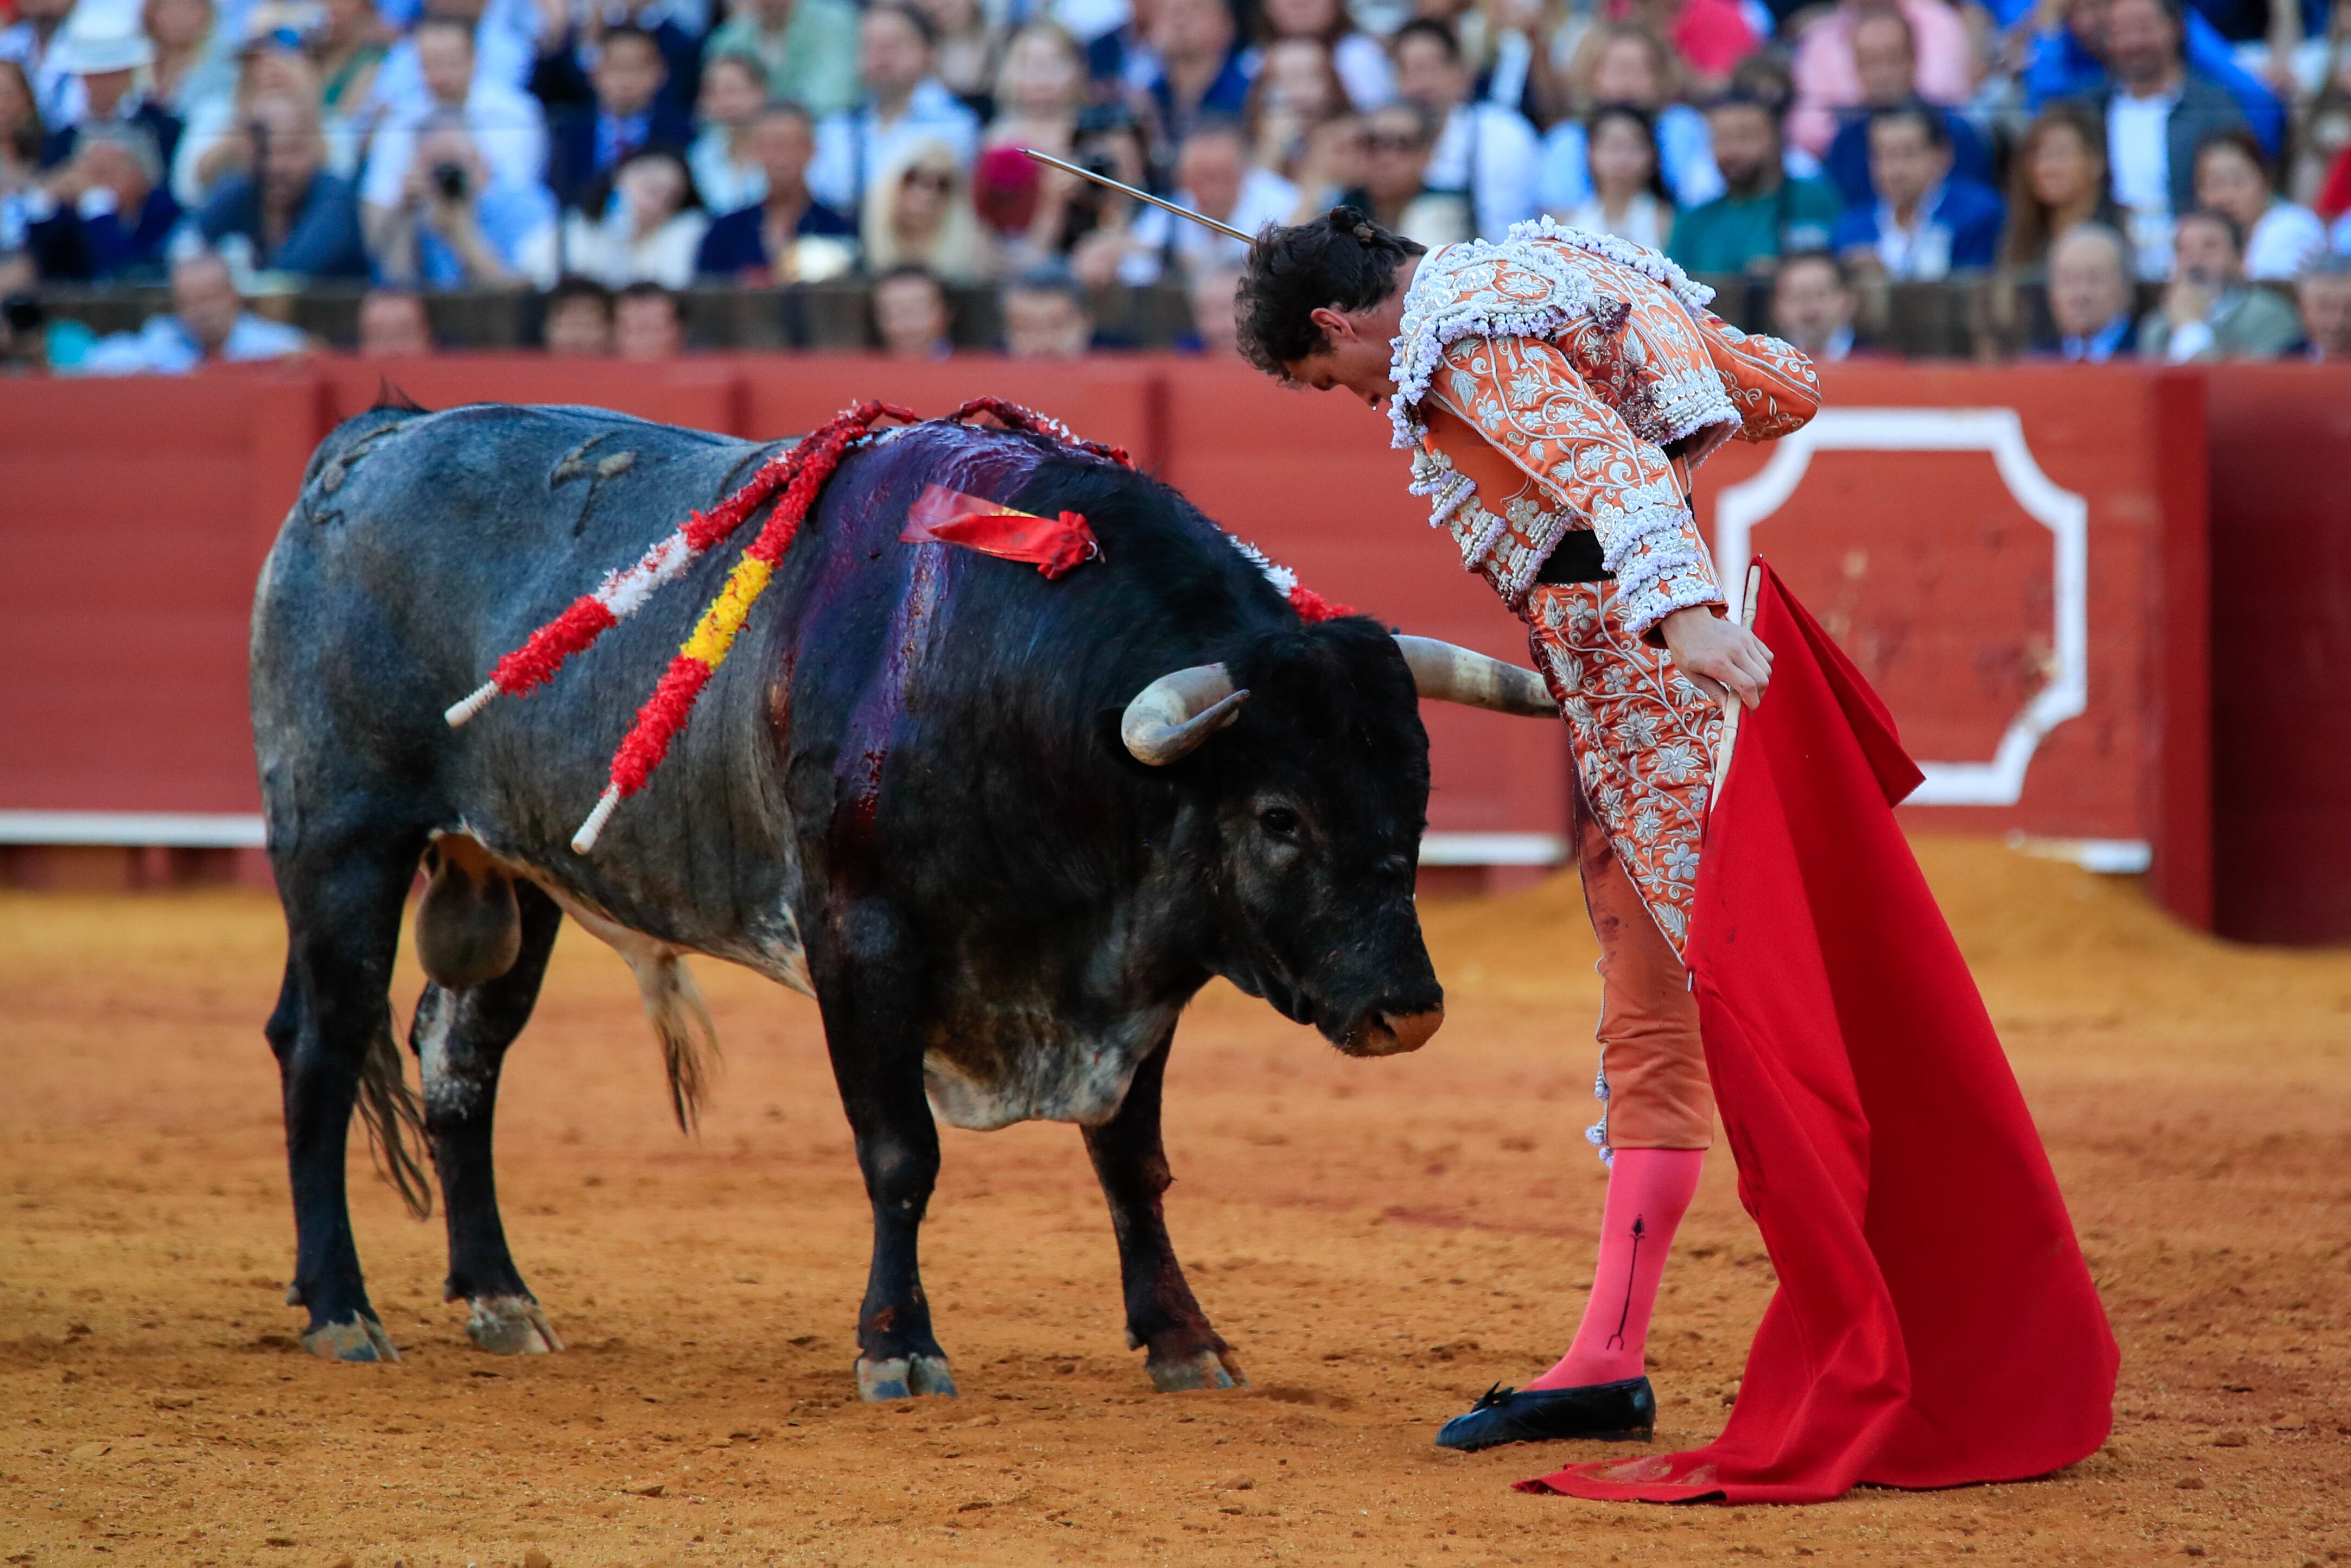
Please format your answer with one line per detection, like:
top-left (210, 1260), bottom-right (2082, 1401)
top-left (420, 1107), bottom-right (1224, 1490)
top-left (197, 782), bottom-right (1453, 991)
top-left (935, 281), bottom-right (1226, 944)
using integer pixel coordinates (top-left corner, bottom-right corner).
top-left (0, 372), bottom-right (320, 820)
top-left (2202, 364), bottom-right (2351, 944)
top-left (1689, 364), bottom-right (2212, 928)
top-left (319, 354), bottom-right (745, 433)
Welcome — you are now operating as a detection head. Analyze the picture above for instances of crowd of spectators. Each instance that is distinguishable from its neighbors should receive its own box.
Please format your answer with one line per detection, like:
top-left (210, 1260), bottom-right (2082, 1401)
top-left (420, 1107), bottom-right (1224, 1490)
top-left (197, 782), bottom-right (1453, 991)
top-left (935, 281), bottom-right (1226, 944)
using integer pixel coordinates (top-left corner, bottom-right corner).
top-left (3, 0), bottom-right (2351, 372)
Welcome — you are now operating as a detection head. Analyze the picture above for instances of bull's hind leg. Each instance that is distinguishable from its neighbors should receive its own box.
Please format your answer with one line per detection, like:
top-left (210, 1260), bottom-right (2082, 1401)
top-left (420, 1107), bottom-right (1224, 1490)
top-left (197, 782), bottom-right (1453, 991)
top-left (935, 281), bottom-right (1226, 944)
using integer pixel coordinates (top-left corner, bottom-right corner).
top-left (411, 877), bottom-right (567, 1355)
top-left (810, 899), bottom-right (957, 1401)
top-left (1083, 1032), bottom-right (1247, 1392)
top-left (266, 833), bottom-right (428, 1363)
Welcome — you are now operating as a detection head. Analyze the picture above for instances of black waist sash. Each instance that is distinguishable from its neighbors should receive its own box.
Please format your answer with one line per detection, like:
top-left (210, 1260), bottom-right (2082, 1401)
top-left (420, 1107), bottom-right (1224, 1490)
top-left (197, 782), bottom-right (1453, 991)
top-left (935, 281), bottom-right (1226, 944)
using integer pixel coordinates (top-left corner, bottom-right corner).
top-left (1535, 529), bottom-right (1612, 584)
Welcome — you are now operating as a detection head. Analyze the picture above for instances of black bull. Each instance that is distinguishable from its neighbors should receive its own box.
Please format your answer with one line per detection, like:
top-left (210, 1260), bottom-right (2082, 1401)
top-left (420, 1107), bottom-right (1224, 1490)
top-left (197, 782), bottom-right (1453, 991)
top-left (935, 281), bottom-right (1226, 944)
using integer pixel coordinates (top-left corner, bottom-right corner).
top-left (250, 402), bottom-right (1551, 1399)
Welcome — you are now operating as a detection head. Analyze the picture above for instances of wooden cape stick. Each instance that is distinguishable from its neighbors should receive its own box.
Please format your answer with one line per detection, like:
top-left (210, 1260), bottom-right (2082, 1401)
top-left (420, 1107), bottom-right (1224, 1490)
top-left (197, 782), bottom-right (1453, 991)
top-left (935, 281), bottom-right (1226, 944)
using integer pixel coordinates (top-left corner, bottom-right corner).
top-left (1707, 562), bottom-right (1765, 818)
top-left (1020, 149), bottom-right (1256, 246)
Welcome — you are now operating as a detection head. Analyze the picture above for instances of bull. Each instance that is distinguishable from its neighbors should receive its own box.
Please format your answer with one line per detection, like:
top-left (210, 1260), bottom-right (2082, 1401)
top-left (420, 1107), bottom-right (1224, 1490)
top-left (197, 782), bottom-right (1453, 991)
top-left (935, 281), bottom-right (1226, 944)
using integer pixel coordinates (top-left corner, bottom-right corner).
top-left (249, 401), bottom-right (1552, 1399)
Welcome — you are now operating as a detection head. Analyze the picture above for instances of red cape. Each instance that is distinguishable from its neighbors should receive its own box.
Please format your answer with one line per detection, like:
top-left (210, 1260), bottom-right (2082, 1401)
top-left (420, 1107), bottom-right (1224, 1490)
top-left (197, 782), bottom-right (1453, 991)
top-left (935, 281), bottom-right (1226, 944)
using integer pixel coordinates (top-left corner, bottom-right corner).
top-left (1520, 562), bottom-right (2118, 1504)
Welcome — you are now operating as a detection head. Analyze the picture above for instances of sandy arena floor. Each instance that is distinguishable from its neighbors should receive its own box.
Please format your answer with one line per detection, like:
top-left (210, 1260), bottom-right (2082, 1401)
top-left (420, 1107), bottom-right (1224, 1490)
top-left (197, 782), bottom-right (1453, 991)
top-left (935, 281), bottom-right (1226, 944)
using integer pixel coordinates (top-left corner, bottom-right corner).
top-left (2, 839), bottom-right (2347, 1567)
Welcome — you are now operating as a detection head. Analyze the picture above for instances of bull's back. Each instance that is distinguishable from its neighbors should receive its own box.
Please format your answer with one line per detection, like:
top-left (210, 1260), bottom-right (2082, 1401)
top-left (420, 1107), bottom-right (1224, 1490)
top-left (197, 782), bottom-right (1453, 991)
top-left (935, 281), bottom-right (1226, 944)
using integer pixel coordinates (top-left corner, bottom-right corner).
top-left (250, 404), bottom-right (796, 934)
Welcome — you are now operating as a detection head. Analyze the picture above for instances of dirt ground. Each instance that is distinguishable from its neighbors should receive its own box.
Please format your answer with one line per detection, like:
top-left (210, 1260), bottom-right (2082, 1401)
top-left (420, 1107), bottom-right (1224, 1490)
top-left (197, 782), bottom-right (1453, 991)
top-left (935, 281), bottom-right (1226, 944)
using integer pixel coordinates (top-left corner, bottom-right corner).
top-left (2, 839), bottom-right (2347, 1567)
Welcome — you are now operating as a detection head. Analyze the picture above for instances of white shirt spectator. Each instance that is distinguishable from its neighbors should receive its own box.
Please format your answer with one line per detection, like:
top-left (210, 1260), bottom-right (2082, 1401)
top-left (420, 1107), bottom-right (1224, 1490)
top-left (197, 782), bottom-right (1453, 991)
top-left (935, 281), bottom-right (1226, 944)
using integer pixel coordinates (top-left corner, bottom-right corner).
top-left (366, 0), bottom-right (542, 116)
top-left (1561, 192), bottom-right (1669, 253)
top-left (539, 202), bottom-right (710, 289)
top-left (1329, 34), bottom-right (1394, 111)
top-left (2107, 85), bottom-right (2178, 278)
top-left (2242, 201), bottom-right (2327, 281)
top-left (81, 308), bottom-right (306, 373)
top-left (1540, 105), bottom-right (1719, 212)
top-left (688, 125), bottom-right (767, 215)
top-left (806, 79), bottom-right (981, 217)
top-left (1151, 163), bottom-right (1299, 273)
top-left (1425, 99), bottom-right (1539, 240)
top-left (0, 16), bottom-right (72, 122)
top-left (361, 81), bottom-right (548, 213)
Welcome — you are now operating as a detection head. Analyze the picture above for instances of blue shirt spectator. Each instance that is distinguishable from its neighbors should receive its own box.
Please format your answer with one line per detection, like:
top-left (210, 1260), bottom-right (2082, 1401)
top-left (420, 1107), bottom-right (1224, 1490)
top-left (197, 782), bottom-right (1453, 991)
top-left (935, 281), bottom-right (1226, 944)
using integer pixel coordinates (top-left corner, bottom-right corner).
top-left (193, 94), bottom-right (368, 280)
top-left (82, 249), bottom-right (308, 373)
top-left (541, 26), bottom-right (696, 215)
top-left (807, 5), bottom-right (980, 216)
top-left (1823, 104), bottom-right (1989, 208)
top-left (1810, 5), bottom-right (1992, 212)
top-left (1134, 0), bottom-right (1254, 156)
top-left (1830, 106), bottom-right (2003, 277)
top-left (694, 104), bottom-right (856, 280)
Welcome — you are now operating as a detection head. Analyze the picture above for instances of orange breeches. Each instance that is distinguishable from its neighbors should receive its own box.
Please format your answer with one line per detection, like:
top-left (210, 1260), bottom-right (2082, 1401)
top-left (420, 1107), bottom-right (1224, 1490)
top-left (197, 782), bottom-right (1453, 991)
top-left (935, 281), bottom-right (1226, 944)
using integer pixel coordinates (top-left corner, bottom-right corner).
top-left (1575, 795), bottom-right (1715, 1152)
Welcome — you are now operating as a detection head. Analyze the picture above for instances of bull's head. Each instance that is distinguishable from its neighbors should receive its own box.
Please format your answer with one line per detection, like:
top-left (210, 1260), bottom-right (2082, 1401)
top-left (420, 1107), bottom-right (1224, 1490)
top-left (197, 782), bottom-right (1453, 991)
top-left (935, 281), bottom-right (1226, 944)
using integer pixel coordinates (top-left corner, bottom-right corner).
top-left (1120, 620), bottom-right (1553, 1058)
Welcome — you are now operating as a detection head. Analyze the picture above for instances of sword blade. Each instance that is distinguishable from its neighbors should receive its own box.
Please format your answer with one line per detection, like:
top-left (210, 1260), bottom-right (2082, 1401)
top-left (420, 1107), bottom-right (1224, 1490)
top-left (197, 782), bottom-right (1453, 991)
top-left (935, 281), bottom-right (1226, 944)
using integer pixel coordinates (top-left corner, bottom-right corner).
top-left (1020, 148), bottom-right (1257, 247)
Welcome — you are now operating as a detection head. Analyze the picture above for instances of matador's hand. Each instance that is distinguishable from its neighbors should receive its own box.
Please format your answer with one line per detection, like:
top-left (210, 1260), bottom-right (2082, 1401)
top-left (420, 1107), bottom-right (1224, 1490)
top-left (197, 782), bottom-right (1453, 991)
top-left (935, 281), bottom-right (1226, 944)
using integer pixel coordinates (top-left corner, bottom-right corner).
top-left (1660, 606), bottom-right (1772, 712)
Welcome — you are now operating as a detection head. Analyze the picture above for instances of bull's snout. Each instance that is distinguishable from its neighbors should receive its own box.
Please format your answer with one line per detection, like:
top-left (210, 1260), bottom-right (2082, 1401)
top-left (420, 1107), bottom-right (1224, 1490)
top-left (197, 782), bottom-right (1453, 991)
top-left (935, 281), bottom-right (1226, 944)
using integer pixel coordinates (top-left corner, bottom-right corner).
top-left (1340, 1002), bottom-right (1445, 1057)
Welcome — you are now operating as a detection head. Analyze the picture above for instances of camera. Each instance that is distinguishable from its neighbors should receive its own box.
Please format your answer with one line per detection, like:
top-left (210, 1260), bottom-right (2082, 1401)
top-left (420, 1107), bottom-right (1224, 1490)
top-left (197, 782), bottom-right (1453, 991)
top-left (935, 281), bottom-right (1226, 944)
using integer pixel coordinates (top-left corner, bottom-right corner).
top-left (431, 162), bottom-right (468, 201)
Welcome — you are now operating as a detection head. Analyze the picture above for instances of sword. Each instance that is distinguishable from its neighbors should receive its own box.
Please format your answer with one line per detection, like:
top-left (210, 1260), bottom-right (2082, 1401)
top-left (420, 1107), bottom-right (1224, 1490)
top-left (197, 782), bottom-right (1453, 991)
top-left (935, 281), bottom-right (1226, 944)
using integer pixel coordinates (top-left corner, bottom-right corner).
top-left (1020, 148), bottom-right (1256, 247)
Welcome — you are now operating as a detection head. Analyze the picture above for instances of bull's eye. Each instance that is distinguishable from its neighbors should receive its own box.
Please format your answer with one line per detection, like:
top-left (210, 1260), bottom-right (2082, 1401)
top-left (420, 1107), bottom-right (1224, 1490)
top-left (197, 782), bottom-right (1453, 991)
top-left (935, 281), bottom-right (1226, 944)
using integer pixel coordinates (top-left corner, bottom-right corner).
top-left (1259, 805), bottom-right (1301, 839)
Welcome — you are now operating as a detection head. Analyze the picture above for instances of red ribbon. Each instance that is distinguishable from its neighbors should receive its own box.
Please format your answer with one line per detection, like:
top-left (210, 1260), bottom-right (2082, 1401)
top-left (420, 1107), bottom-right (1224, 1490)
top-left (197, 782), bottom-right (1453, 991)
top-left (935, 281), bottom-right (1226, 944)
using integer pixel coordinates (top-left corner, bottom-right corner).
top-left (903, 484), bottom-right (1099, 580)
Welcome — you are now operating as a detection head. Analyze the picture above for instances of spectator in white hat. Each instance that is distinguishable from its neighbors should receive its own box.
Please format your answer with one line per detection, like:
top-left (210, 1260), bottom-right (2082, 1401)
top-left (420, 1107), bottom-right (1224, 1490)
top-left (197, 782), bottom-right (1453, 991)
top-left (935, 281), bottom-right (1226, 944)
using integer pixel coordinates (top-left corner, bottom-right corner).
top-left (35, 0), bottom-right (185, 170)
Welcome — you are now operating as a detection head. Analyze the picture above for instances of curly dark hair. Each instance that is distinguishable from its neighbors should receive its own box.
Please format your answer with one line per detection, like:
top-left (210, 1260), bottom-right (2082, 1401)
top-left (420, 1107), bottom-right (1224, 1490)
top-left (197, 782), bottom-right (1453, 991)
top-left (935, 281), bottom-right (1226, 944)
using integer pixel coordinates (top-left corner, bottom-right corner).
top-left (1236, 206), bottom-right (1424, 378)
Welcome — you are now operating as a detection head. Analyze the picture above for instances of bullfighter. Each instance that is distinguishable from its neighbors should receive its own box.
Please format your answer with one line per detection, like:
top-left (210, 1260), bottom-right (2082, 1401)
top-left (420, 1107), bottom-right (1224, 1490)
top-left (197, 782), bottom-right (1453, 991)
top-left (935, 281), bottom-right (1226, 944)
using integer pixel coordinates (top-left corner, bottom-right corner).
top-left (1234, 207), bottom-right (1822, 1449)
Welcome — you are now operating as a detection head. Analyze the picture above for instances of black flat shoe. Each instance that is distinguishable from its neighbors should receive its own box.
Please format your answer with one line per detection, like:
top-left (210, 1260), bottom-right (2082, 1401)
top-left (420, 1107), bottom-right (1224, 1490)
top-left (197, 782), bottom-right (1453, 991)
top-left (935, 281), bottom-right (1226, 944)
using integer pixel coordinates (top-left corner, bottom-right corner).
top-left (1433, 1376), bottom-right (1656, 1451)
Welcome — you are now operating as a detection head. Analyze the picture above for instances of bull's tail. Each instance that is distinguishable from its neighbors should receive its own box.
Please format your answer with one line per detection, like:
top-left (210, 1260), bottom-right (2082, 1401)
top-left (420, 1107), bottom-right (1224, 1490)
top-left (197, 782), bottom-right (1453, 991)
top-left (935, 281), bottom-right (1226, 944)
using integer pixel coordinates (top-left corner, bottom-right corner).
top-left (634, 953), bottom-right (721, 1133)
top-left (359, 1018), bottom-right (434, 1218)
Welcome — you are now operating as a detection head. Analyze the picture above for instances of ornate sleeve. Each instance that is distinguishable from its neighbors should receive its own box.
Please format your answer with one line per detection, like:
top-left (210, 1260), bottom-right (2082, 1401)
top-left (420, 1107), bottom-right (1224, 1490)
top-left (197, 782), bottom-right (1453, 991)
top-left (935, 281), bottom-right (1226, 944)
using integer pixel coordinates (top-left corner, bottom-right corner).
top-left (1428, 333), bottom-right (1722, 638)
top-left (1696, 310), bottom-right (1822, 444)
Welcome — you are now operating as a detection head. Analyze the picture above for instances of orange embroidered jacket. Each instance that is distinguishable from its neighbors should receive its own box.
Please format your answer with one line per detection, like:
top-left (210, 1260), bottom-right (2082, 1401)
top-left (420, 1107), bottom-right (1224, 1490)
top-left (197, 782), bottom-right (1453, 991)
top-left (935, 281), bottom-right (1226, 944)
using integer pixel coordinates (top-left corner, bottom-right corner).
top-left (1388, 220), bottom-right (1822, 635)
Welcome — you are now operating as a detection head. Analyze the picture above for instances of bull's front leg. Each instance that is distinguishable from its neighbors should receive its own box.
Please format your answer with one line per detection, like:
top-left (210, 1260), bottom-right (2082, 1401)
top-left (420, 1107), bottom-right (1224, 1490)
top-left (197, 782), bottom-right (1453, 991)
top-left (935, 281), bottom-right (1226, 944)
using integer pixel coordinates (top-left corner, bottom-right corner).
top-left (812, 898), bottom-right (956, 1401)
top-left (1083, 1032), bottom-right (1247, 1392)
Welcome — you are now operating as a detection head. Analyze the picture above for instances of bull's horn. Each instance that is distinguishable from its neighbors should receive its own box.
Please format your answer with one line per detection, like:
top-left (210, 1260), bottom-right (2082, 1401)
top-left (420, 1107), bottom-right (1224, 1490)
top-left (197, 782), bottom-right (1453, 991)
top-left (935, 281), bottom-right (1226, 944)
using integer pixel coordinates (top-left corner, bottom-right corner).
top-left (1121, 664), bottom-right (1248, 765)
top-left (1393, 635), bottom-right (1556, 717)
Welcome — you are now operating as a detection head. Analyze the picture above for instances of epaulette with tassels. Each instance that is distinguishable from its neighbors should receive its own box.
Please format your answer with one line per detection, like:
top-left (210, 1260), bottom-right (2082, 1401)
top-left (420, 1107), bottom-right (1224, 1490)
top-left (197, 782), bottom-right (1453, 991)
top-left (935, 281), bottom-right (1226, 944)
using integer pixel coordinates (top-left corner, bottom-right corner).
top-left (446, 397), bottom-right (1350, 853)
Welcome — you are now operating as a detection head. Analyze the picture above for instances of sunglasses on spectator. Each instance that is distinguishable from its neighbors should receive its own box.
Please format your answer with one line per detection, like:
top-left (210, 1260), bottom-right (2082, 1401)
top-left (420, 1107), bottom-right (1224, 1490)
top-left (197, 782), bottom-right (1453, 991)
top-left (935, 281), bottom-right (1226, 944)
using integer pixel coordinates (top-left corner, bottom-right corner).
top-left (904, 169), bottom-right (955, 191)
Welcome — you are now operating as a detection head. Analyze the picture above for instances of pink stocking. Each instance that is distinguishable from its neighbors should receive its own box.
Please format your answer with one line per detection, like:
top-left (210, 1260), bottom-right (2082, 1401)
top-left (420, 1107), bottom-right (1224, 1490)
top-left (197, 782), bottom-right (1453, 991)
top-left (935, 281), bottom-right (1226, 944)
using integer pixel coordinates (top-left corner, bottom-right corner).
top-left (1524, 1147), bottom-right (1703, 1391)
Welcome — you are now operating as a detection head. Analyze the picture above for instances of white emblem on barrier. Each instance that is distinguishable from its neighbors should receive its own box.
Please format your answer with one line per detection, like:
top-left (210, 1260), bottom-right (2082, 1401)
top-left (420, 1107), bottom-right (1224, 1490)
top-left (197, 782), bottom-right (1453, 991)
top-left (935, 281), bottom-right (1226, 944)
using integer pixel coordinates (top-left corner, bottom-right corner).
top-left (1712, 408), bottom-right (2089, 809)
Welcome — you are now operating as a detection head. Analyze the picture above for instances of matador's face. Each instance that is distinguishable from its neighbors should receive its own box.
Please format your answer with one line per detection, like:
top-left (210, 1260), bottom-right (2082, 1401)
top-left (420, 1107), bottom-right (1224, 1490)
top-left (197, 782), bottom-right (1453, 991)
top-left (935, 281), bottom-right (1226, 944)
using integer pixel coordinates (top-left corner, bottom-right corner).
top-left (1288, 274), bottom-right (1414, 409)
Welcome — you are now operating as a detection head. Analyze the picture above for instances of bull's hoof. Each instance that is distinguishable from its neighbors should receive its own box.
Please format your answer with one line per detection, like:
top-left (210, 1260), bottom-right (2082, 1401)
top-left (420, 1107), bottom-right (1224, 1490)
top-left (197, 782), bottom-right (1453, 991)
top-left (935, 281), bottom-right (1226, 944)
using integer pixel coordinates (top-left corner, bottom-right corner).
top-left (856, 1354), bottom-right (958, 1401)
top-left (466, 1294), bottom-right (564, 1355)
top-left (1148, 1347), bottom-right (1247, 1393)
top-left (302, 1313), bottom-right (399, 1363)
